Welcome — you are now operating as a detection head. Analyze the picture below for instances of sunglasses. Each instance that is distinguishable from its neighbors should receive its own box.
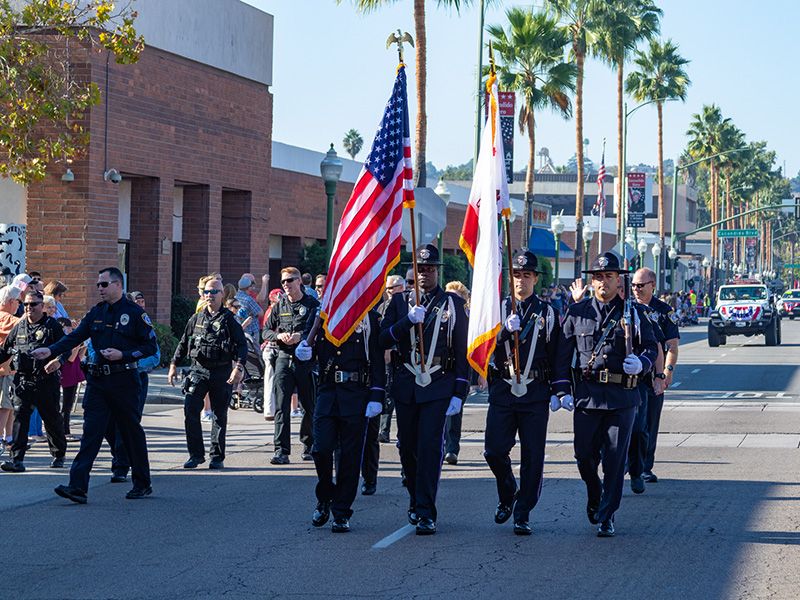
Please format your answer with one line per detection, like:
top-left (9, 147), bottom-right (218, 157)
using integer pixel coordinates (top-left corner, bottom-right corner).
top-left (631, 282), bottom-right (654, 289)
top-left (23, 301), bottom-right (41, 307)
top-left (281, 277), bottom-right (297, 285)
top-left (315, 284), bottom-right (324, 289)
top-left (96, 281), bottom-right (119, 288)
top-left (202, 289), bottom-right (222, 295)
top-left (406, 279), bottom-right (414, 285)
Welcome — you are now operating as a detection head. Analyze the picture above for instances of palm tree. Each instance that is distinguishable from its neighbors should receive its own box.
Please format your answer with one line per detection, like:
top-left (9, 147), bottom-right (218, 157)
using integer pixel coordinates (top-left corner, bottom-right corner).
top-left (595, 0), bottom-right (661, 237)
top-left (625, 38), bottom-right (690, 246)
top-left (342, 128), bottom-right (364, 160)
top-left (340, 0), bottom-right (474, 188)
top-left (547, 0), bottom-right (607, 275)
top-left (488, 7), bottom-right (576, 246)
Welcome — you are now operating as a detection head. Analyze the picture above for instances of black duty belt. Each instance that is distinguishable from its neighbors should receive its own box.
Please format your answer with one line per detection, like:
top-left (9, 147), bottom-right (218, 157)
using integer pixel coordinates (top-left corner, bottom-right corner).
top-left (194, 360), bottom-right (232, 369)
top-left (324, 370), bottom-right (369, 385)
top-left (580, 369), bottom-right (638, 389)
top-left (17, 372), bottom-right (54, 382)
top-left (87, 362), bottom-right (138, 377)
top-left (489, 364), bottom-right (550, 383)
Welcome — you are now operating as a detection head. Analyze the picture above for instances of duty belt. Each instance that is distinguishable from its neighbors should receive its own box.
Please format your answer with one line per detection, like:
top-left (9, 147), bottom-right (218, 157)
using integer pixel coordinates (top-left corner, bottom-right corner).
top-left (325, 370), bottom-right (368, 385)
top-left (87, 362), bottom-right (138, 377)
top-left (490, 364), bottom-right (550, 383)
top-left (581, 369), bottom-right (639, 389)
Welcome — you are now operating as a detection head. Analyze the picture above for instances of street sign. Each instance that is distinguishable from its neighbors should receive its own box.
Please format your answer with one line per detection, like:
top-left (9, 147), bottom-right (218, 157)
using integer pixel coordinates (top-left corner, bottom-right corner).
top-left (717, 229), bottom-right (758, 238)
top-left (783, 264), bottom-right (800, 269)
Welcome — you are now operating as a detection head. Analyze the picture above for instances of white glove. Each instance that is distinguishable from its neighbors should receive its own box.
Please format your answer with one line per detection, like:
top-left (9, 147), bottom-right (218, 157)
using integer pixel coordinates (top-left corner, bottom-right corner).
top-left (504, 313), bottom-right (520, 333)
top-left (408, 304), bottom-right (426, 324)
top-left (549, 395), bottom-right (561, 412)
top-left (445, 396), bottom-right (462, 416)
top-left (623, 354), bottom-right (643, 375)
top-left (365, 401), bottom-right (382, 418)
top-left (560, 394), bottom-right (575, 411)
top-left (294, 340), bottom-right (312, 362)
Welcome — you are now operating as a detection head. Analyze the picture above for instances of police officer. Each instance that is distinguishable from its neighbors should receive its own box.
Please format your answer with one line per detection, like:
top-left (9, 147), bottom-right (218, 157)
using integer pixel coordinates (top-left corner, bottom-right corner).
top-left (484, 251), bottom-right (559, 535)
top-left (168, 278), bottom-right (247, 469)
top-left (552, 253), bottom-right (658, 537)
top-left (262, 267), bottom-right (319, 464)
top-left (33, 267), bottom-right (157, 503)
top-left (379, 244), bottom-right (468, 535)
top-left (295, 310), bottom-right (385, 532)
top-left (0, 289), bottom-right (67, 472)
top-left (631, 267), bottom-right (680, 484)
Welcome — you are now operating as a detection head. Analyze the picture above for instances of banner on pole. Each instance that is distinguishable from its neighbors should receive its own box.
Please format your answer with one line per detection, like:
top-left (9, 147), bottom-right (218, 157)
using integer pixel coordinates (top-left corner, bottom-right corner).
top-left (485, 91), bottom-right (515, 184)
top-left (626, 172), bottom-right (649, 228)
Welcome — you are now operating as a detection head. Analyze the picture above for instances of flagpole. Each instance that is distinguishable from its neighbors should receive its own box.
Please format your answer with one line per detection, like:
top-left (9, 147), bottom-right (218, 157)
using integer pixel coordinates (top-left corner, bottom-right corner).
top-left (598, 138), bottom-right (606, 257)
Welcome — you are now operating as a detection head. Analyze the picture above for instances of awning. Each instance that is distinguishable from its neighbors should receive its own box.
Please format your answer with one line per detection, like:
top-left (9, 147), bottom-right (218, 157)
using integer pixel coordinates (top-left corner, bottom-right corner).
top-left (528, 227), bottom-right (573, 258)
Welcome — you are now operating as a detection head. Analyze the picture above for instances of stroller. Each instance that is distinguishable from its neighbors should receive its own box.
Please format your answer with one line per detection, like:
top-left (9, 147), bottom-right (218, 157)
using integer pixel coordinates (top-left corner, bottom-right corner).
top-left (229, 335), bottom-right (265, 413)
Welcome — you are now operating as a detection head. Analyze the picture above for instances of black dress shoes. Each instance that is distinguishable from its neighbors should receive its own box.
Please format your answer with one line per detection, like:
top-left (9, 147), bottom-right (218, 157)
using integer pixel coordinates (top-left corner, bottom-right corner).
top-left (331, 518), bottom-right (350, 533)
top-left (494, 502), bottom-right (513, 524)
top-left (642, 471), bottom-right (658, 483)
top-left (208, 459), bottom-right (224, 470)
top-left (597, 519), bottom-right (615, 537)
top-left (586, 502), bottom-right (600, 525)
top-left (54, 484), bottom-right (87, 504)
top-left (630, 476), bottom-right (645, 494)
top-left (270, 452), bottom-right (290, 465)
top-left (50, 457), bottom-right (65, 468)
top-left (444, 452), bottom-right (458, 465)
top-left (407, 507), bottom-right (420, 525)
top-left (110, 473), bottom-right (128, 483)
top-left (415, 518), bottom-right (436, 535)
top-left (183, 456), bottom-right (205, 469)
top-left (126, 486), bottom-right (153, 500)
top-left (312, 501), bottom-right (331, 527)
top-left (361, 481), bottom-right (377, 496)
top-left (513, 521), bottom-right (532, 536)
top-left (0, 460), bottom-right (24, 473)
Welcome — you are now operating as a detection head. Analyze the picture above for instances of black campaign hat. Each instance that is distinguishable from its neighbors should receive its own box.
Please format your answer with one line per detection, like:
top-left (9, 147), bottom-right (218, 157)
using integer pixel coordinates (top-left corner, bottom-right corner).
top-left (583, 251), bottom-right (627, 274)
top-left (415, 244), bottom-right (442, 266)
top-left (511, 250), bottom-right (542, 273)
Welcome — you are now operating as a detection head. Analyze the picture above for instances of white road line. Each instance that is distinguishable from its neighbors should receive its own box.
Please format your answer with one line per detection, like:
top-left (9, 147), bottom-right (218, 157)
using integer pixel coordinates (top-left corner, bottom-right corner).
top-left (721, 354), bottom-right (728, 357)
top-left (372, 524), bottom-right (415, 549)
top-left (708, 359), bottom-right (716, 363)
top-left (672, 381), bottom-right (682, 388)
top-left (691, 369), bottom-right (701, 374)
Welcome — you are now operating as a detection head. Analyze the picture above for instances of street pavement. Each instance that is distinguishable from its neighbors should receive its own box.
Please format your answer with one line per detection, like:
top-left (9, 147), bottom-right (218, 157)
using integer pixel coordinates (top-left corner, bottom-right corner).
top-left (3, 319), bottom-right (800, 599)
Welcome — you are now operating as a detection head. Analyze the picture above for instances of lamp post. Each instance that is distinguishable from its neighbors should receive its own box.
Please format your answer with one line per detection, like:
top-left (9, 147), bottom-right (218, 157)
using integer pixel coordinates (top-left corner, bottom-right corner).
top-left (551, 212), bottom-right (565, 285)
top-left (668, 245), bottom-right (678, 290)
top-left (637, 238), bottom-right (648, 268)
top-left (434, 178), bottom-right (451, 286)
top-left (702, 256), bottom-right (711, 295)
top-left (582, 222), bottom-right (594, 271)
top-left (652, 241), bottom-right (662, 286)
top-left (320, 143), bottom-right (343, 262)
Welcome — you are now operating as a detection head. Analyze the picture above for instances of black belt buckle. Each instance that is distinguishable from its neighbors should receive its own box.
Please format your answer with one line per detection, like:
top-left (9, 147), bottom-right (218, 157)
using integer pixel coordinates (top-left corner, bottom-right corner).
top-left (598, 370), bottom-right (609, 384)
top-left (102, 364), bottom-right (111, 376)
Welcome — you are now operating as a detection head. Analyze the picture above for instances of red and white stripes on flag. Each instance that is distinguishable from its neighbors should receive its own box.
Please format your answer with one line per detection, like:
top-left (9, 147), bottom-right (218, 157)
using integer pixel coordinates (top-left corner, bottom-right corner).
top-left (320, 65), bottom-right (412, 346)
top-left (592, 149), bottom-right (606, 216)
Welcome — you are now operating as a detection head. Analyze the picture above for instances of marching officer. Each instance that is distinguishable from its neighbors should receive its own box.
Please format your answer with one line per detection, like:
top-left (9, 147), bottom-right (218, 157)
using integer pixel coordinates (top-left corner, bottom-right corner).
top-left (484, 251), bottom-right (559, 535)
top-left (168, 278), bottom-right (247, 469)
top-left (33, 267), bottom-right (157, 504)
top-left (0, 289), bottom-right (67, 472)
top-left (295, 310), bottom-right (385, 533)
top-left (262, 267), bottom-right (319, 464)
top-left (552, 253), bottom-right (658, 537)
top-left (379, 244), bottom-right (468, 535)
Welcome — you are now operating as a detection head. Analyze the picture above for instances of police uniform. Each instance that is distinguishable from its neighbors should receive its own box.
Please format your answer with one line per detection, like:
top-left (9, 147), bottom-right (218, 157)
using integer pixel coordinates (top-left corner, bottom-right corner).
top-left (484, 251), bottom-right (559, 533)
top-left (50, 295), bottom-right (157, 501)
top-left (0, 315), bottom-right (68, 471)
top-left (379, 245), bottom-right (469, 533)
top-left (172, 306), bottom-right (248, 467)
top-left (552, 253), bottom-right (658, 534)
top-left (304, 311), bottom-right (385, 530)
top-left (263, 289), bottom-right (319, 460)
top-left (644, 295), bottom-right (680, 478)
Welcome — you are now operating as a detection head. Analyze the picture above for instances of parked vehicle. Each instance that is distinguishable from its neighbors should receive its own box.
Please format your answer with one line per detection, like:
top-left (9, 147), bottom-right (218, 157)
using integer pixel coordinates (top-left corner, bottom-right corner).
top-left (708, 281), bottom-right (781, 347)
top-left (777, 289), bottom-right (800, 320)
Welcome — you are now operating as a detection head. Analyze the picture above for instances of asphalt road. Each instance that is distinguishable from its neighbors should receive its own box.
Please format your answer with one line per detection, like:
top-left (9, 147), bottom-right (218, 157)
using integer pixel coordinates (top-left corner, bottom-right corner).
top-left (4, 319), bottom-right (800, 599)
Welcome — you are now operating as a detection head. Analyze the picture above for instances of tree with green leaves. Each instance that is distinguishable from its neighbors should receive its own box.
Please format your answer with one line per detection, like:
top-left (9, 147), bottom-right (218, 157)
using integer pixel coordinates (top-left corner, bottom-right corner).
top-left (546, 0), bottom-right (607, 275)
top-left (488, 7), bottom-right (576, 246)
top-left (0, 0), bottom-right (143, 184)
top-left (342, 128), bottom-right (363, 160)
top-left (595, 0), bottom-right (661, 236)
top-left (626, 38), bottom-right (690, 243)
top-left (339, 0), bottom-right (474, 188)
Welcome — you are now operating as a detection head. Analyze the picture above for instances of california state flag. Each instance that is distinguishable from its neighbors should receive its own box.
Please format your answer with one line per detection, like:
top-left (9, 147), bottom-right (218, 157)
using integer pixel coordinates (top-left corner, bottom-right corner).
top-left (461, 72), bottom-right (510, 377)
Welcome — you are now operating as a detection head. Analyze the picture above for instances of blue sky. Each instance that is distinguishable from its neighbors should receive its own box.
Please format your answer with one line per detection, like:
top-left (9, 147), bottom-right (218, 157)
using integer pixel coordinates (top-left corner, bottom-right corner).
top-left (247, 1), bottom-right (798, 177)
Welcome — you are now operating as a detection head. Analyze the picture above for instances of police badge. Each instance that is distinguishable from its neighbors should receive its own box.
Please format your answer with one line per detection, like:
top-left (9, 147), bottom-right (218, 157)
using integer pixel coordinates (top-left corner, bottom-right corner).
top-left (598, 256), bottom-right (609, 268)
top-left (120, 314), bottom-right (130, 326)
top-left (35, 330), bottom-right (44, 341)
top-left (517, 254), bottom-right (527, 267)
top-left (299, 306), bottom-right (307, 316)
top-left (440, 309), bottom-right (450, 323)
top-left (212, 321), bottom-right (221, 331)
top-left (419, 248), bottom-right (431, 260)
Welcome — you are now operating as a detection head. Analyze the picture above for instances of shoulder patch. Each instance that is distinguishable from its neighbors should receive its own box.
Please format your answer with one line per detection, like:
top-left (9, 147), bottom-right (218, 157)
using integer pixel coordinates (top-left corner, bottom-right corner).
top-left (668, 310), bottom-right (679, 324)
top-left (142, 312), bottom-right (153, 327)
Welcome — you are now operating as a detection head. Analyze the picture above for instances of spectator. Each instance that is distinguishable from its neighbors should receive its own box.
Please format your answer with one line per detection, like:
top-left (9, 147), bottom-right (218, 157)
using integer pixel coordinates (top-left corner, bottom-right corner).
top-left (235, 274), bottom-right (264, 340)
top-left (44, 281), bottom-right (69, 319)
top-left (261, 288), bottom-right (282, 422)
top-left (0, 285), bottom-right (21, 455)
top-left (43, 294), bottom-right (57, 318)
top-left (56, 317), bottom-right (85, 441)
top-left (314, 274), bottom-right (326, 299)
top-left (443, 280), bottom-right (470, 465)
top-left (302, 273), bottom-right (318, 300)
top-left (222, 283), bottom-right (237, 307)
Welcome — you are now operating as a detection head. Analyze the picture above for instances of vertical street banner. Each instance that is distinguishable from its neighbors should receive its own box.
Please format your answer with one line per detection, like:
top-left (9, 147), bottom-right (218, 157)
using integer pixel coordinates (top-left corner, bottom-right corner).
top-left (746, 237), bottom-right (756, 269)
top-left (486, 91), bottom-right (515, 184)
top-left (626, 172), bottom-right (647, 228)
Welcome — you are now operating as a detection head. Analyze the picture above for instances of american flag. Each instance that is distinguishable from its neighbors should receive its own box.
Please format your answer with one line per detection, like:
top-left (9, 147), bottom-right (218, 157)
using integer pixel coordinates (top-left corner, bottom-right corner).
top-left (592, 149), bottom-right (606, 216)
top-left (320, 66), bottom-right (410, 345)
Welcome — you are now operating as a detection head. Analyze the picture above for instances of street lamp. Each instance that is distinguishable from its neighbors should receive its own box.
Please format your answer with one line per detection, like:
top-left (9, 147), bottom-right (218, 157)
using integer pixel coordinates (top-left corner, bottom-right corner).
top-left (582, 222), bottom-right (594, 271)
top-left (637, 238), bottom-right (648, 267)
top-left (320, 144), bottom-right (343, 262)
top-left (652, 241), bottom-right (662, 286)
top-left (551, 212), bottom-right (565, 285)
top-left (434, 178), bottom-right (451, 285)
top-left (668, 246), bottom-right (678, 289)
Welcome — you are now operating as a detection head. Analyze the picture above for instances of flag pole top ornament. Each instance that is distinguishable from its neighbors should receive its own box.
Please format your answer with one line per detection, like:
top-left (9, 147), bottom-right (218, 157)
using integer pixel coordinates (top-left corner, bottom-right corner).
top-left (386, 30), bottom-right (414, 66)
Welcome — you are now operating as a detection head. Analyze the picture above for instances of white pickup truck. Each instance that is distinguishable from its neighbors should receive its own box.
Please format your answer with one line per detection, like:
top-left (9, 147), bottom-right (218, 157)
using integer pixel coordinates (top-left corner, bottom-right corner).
top-left (708, 282), bottom-right (781, 347)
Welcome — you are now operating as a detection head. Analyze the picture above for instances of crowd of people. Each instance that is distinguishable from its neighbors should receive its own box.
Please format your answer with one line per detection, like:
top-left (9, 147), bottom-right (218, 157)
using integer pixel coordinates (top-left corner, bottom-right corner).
top-left (0, 247), bottom-right (684, 538)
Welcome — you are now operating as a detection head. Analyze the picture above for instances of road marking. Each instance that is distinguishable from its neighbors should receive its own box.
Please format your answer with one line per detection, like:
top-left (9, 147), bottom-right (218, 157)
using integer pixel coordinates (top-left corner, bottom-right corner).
top-left (721, 354), bottom-right (728, 357)
top-left (708, 360), bottom-right (716, 364)
top-left (672, 381), bottom-right (682, 388)
top-left (691, 369), bottom-right (701, 374)
top-left (373, 524), bottom-right (415, 549)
